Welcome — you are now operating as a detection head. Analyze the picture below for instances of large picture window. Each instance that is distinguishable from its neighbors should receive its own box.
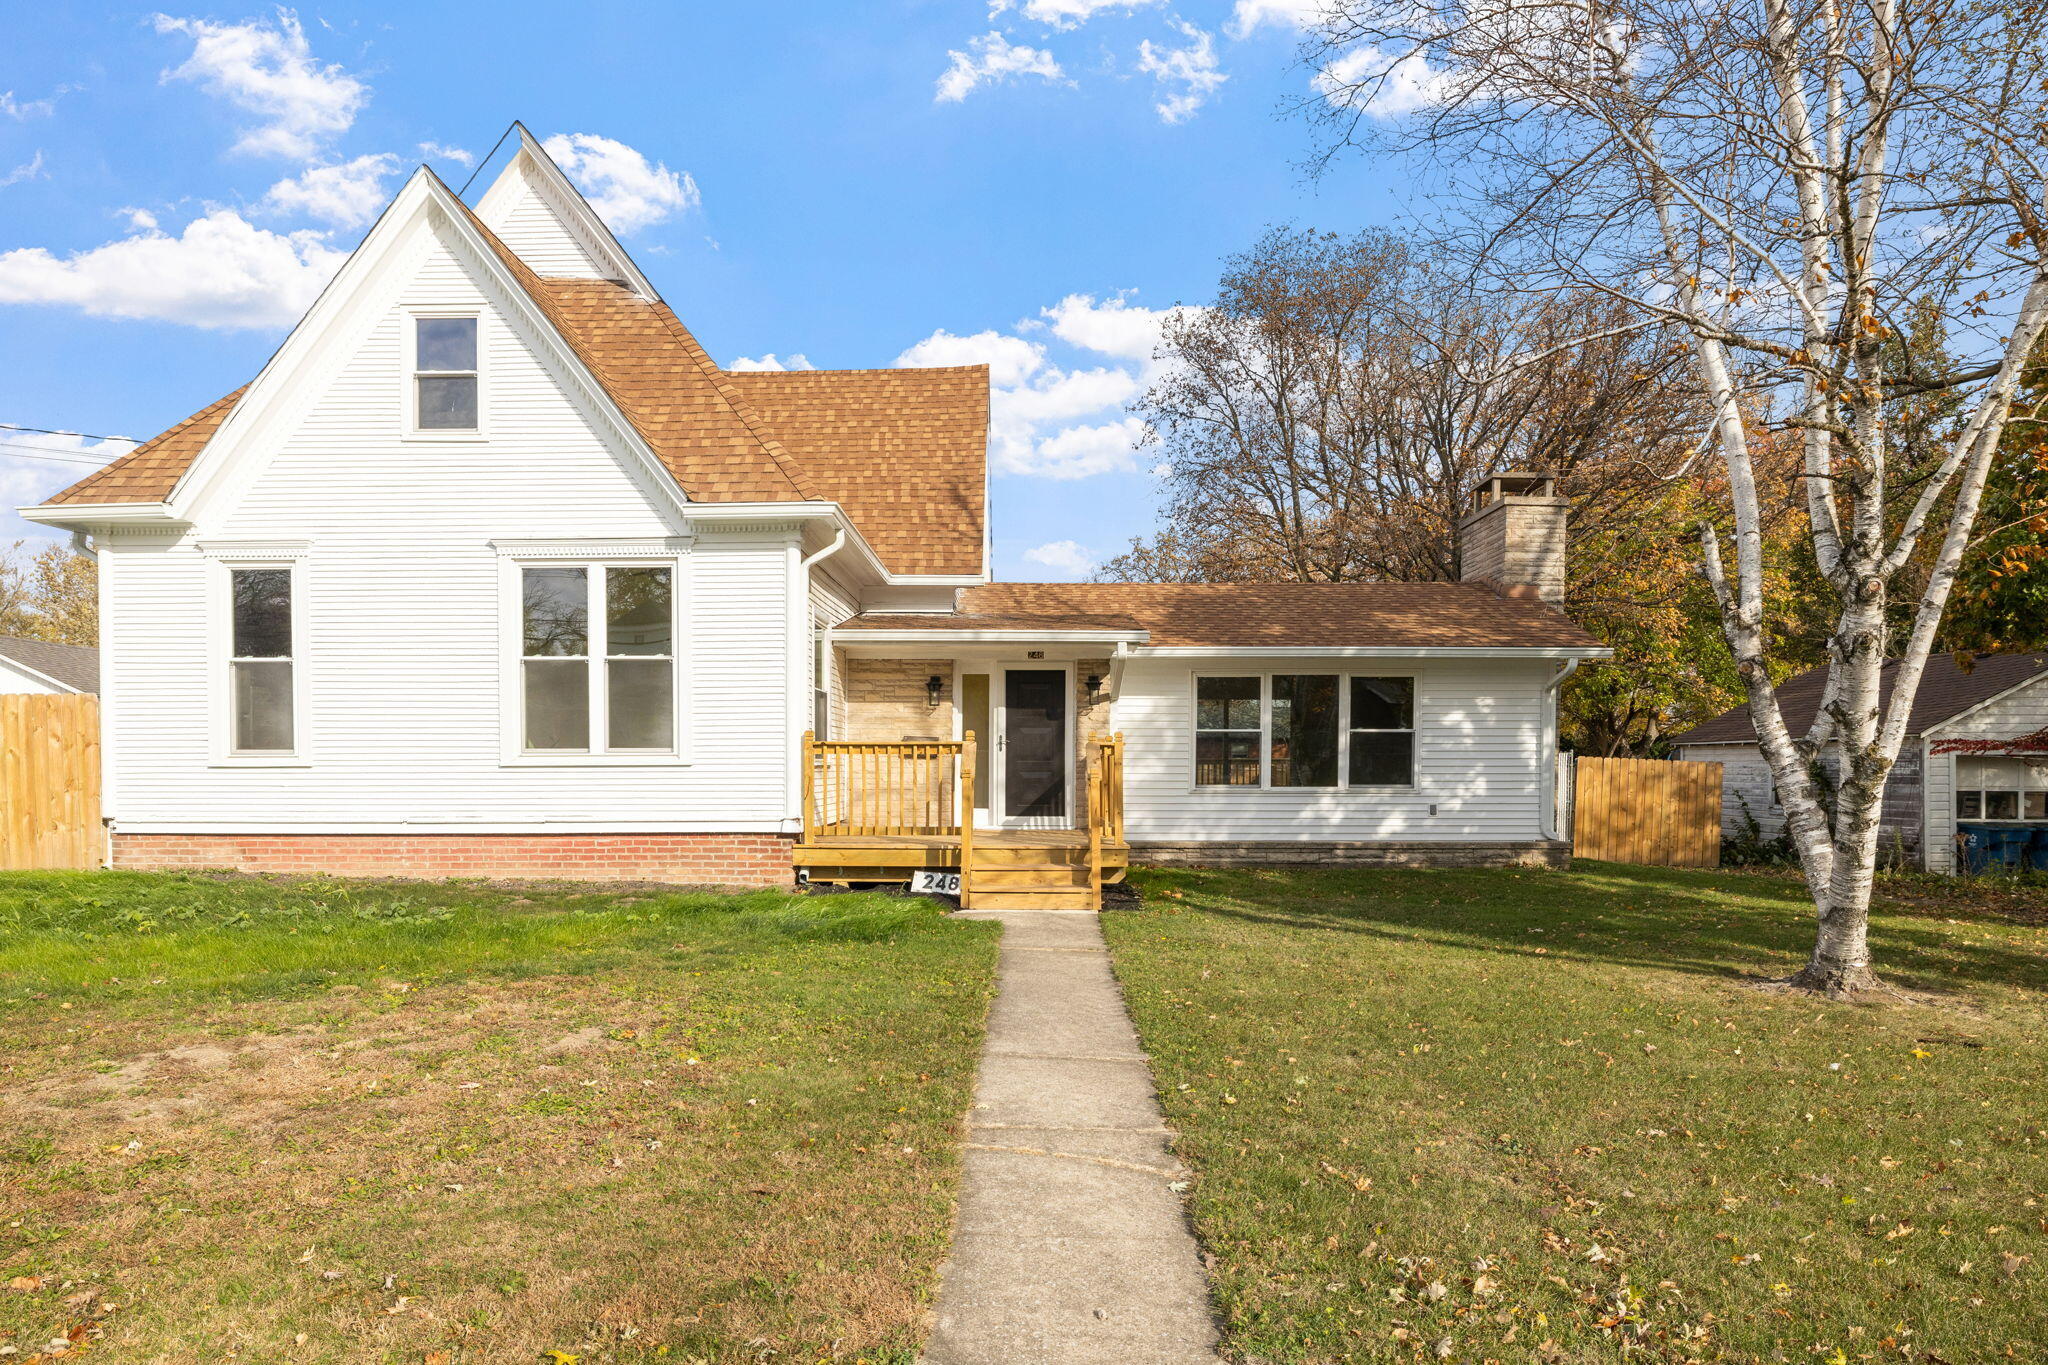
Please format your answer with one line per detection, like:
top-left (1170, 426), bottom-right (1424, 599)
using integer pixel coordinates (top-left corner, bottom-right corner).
top-left (1194, 673), bottom-right (1416, 789)
top-left (520, 564), bottom-right (675, 754)
top-left (1955, 757), bottom-right (2048, 820)
top-left (229, 567), bottom-right (294, 753)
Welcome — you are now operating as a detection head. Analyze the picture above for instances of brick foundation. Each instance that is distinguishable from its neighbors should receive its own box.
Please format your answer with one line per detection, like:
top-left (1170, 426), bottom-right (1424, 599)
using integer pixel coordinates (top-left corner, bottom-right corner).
top-left (1129, 839), bottom-right (1571, 869)
top-left (111, 832), bottom-right (798, 887)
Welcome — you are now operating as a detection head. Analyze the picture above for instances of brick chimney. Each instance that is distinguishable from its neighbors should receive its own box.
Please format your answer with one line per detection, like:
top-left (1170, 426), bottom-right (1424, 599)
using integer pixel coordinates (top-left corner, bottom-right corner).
top-left (1457, 472), bottom-right (1568, 606)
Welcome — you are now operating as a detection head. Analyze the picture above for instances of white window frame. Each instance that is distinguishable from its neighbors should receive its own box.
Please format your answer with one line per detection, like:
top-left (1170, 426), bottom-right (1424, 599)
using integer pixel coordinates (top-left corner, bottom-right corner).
top-left (203, 544), bottom-right (312, 768)
top-left (1953, 755), bottom-right (2048, 822)
top-left (1189, 670), bottom-right (1419, 793)
top-left (403, 309), bottom-right (486, 440)
top-left (495, 540), bottom-right (690, 767)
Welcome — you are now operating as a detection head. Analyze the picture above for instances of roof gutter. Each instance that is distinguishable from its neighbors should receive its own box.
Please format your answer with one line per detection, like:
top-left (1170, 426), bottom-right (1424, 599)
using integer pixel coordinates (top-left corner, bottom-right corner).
top-left (1129, 645), bottom-right (1613, 660)
top-left (833, 628), bottom-right (1151, 646)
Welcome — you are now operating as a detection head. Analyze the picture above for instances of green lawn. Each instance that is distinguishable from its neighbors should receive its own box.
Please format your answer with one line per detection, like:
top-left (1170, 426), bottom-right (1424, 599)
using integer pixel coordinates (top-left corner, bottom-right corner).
top-left (0, 872), bottom-right (999, 1364)
top-left (1102, 862), bottom-right (2048, 1365)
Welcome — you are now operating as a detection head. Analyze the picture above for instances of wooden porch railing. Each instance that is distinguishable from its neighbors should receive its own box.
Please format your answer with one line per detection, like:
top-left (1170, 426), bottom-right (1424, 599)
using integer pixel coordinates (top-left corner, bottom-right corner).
top-left (802, 733), bottom-right (974, 838)
top-left (1085, 732), bottom-right (1126, 910)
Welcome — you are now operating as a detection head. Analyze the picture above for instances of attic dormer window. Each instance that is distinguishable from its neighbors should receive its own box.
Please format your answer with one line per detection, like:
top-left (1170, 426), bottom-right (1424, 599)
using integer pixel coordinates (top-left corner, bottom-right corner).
top-left (415, 316), bottom-right (478, 430)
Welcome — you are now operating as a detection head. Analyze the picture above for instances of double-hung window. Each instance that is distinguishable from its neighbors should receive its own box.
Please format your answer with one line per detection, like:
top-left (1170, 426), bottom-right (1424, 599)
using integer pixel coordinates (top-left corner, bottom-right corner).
top-left (414, 316), bottom-right (478, 431)
top-left (520, 564), bottom-right (676, 754)
top-left (229, 567), bottom-right (294, 753)
top-left (1194, 673), bottom-right (1415, 788)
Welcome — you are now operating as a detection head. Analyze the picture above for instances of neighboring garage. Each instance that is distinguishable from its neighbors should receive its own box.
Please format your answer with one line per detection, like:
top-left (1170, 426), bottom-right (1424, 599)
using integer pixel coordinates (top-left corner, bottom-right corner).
top-left (1672, 652), bottom-right (2048, 873)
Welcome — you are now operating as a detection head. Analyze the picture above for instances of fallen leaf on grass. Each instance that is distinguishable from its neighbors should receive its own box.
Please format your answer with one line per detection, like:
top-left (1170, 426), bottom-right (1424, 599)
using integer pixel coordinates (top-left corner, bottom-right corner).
top-left (7, 1276), bottom-right (45, 1292)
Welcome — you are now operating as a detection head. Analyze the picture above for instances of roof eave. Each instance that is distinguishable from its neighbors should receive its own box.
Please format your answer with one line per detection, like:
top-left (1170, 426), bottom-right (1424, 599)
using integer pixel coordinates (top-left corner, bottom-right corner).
top-left (1128, 645), bottom-right (1614, 659)
top-left (833, 628), bottom-right (1151, 645)
top-left (18, 501), bottom-right (187, 529)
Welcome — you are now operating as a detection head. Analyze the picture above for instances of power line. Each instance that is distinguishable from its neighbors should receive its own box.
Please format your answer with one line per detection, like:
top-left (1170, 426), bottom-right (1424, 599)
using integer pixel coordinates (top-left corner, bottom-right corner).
top-left (0, 421), bottom-right (135, 444)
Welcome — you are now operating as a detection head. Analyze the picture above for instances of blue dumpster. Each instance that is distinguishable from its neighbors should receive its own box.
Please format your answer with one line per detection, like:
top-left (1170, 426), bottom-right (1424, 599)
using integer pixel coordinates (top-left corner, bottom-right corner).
top-left (1986, 826), bottom-right (2034, 872)
top-left (1957, 823), bottom-right (1991, 873)
top-left (2029, 826), bottom-right (2048, 873)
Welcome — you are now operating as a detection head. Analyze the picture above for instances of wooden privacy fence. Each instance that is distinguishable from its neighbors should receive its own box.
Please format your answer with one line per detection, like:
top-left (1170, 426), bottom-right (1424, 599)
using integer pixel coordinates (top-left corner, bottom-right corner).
top-left (0, 693), bottom-right (103, 870)
top-left (1572, 756), bottom-right (1722, 868)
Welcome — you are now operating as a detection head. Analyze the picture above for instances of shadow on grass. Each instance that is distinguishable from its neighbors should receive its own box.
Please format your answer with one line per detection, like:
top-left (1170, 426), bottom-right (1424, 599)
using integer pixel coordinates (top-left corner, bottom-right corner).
top-left (1126, 859), bottom-right (2048, 997)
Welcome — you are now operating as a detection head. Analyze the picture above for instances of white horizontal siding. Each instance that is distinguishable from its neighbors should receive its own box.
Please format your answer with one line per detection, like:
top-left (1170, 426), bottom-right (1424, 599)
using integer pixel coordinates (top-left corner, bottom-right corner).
top-left (808, 562), bottom-right (860, 739)
top-left (1112, 657), bottom-right (1554, 842)
top-left (103, 222), bottom-right (794, 832)
top-left (1923, 672), bottom-right (2048, 873)
top-left (481, 168), bottom-right (609, 279)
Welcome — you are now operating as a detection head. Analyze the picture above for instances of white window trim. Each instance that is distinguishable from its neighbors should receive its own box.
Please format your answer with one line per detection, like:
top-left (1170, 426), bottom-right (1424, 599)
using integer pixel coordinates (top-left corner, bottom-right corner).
top-left (402, 309), bottom-right (487, 441)
top-left (496, 544), bottom-right (691, 767)
top-left (206, 550), bottom-right (312, 768)
top-left (1188, 670), bottom-right (1419, 794)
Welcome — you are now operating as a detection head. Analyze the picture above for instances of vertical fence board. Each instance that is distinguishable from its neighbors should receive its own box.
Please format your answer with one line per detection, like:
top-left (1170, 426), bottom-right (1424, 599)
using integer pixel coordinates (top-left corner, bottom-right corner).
top-left (1573, 756), bottom-right (1722, 868)
top-left (0, 693), bottom-right (101, 870)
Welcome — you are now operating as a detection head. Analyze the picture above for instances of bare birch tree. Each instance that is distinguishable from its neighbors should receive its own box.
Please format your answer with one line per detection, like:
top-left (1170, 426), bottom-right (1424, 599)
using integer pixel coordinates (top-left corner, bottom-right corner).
top-left (1309, 0), bottom-right (2048, 991)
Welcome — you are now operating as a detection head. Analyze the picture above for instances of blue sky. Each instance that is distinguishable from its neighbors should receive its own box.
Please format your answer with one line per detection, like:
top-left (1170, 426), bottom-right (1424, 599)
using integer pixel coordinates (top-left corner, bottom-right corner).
top-left (0, 2), bottom-right (1404, 577)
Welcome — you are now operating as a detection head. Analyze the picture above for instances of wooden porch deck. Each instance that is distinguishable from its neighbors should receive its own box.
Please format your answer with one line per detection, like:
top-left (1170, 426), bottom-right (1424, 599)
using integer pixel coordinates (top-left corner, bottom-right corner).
top-left (797, 733), bottom-right (1127, 909)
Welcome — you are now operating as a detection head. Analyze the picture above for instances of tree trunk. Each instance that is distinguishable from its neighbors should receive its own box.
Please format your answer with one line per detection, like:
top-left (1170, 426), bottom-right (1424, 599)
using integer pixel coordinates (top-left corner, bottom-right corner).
top-left (1789, 897), bottom-right (1881, 994)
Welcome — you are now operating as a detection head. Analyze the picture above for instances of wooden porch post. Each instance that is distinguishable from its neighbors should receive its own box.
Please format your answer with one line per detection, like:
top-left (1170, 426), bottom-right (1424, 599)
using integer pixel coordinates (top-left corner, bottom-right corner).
top-left (959, 730), bottom-right (976, 910)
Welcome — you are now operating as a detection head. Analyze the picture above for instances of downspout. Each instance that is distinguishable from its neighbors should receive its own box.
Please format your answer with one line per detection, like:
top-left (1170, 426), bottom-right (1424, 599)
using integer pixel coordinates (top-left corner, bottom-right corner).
top-left (788, 525), bottom-right (850, 838)
top-left (1107, 639), bottom-right (1131, 701)
top-left (1541, 658), bottom-right (1580, 843)
top-left (70, 530), bottom-right (97, 560)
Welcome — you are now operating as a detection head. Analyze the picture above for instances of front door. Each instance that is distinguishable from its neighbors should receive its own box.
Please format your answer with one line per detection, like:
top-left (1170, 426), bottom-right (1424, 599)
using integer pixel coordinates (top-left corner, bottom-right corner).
top-left (1001, 668), bottom-right (1068, 826)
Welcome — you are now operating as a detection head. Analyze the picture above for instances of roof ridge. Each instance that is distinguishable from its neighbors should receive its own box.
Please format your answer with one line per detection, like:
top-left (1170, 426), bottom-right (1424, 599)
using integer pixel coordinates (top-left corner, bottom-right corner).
top-left (723, 364), bottom-right (994, 378)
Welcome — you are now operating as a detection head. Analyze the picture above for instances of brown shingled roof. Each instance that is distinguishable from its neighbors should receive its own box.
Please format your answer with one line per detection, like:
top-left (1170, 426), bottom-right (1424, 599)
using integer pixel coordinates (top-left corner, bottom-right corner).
top-left (842, 581), bottom-right (1604, 650)
top-left (42, 179), bottom-right (991, 580)
top-left (45, 387), bottom-right (246, 505)
top-left (1671, 652), bottom-right (2048, 745)
top-left (723, 368), bottom-right (987, 577)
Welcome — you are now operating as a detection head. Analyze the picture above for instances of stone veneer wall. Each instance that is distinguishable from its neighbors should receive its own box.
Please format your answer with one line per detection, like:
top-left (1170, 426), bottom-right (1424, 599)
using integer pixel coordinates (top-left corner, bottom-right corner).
top-left (1131, 840), bottom-right (1570, 869)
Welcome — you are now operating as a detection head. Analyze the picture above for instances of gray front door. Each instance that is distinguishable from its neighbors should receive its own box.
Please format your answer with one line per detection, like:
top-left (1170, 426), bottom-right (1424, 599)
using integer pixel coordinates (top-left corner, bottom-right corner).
top-left (1002, 669), bottom-right (1067, 822)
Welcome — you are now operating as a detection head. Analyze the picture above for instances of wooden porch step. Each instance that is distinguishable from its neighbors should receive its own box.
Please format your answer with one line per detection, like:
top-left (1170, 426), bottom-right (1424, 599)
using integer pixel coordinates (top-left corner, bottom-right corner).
top-left (964, 885), bottom-right (1097, 911)
top-left (968, 844), bottom-right (1089, 867)
top-left (969, 862), bottom-right (1091, 890)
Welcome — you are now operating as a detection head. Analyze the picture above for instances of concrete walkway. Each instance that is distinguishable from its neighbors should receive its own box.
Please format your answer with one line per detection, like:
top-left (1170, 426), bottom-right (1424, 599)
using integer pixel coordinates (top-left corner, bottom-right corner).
top-left (923, 908), bottom-right (1221, 1365)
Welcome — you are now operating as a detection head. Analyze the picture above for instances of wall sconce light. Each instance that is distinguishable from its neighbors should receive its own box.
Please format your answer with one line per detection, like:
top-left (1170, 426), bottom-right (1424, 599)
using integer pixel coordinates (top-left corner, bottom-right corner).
top-left (1086, 674), bottom-right (1104, 704)
top-left (926, 674), bottom-right (944, 708)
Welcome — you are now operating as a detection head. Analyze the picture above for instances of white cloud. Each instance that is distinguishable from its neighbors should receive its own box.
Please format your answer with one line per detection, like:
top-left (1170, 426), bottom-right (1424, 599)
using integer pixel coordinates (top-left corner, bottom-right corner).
top-left (260, 152), bottom-right (396, 228)
top-left (728, 352), bottom-right (815, 372)
top-left (992, 0), bottom-right (1164, 29)
top-left (0, 90), bottom-right (57, 120)
top-left (1023, 539), bottom-right (1096, 577)
top-left (119, 207), bottom-right (159, 231)
top-left (1313, 44), bottom-right (1455, 117)
top-left (1227, 0), bottom-right (1330, 38)
top-left (417, 140), bottom-right (473, 166)
top-left (0, 209), bottom-right (348, 329)
top-left (935, 33), bottom-right (1067, 103)
top-left (1038, 291), bottom-right (1193, 367)
top-left (541, 133), bottom-right (699, 235)
top-left (152, 11), bottom-right (367, 159)
top-left (1, 151), bottom-right (46, 188)
top-left (895, 311), bottom-right (1160, 480)
top-left (1138, 22), bottom-right (1227, 123)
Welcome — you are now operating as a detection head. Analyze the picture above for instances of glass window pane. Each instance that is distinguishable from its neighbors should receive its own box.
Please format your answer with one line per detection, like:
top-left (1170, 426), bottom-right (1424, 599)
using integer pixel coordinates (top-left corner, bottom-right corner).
top-left (522, 567), bottom-right (588, 657)
top-left (1197, 677), bottom-right (1260, 730)
top-left (1979, 759), bottom-right (2024, 790)
top-left (524, 659), bottom-right (589, 750)
top-left (232, 660), bottom-right (293, 751)
top-left (608, 659), bottom-right (674, 750)
top-left (1957, 791), bottom-right (1983, 818)
top-left (2025, 791), bottom-right (2047, 820)
top-left (1196, 733), bottom-right (1261, 787)
top-left (1351, 676), bottom-right (1414, 730)
top-left (1986, 790), bottom-right (2020, 820)
top-left (1271, 674), bottom-right (1338, 787)
top-left (417, 375), bottom-right (477, 429)
top-left (1350, 731), bottom-right (1414, 786)
top-left (606, 567), bottom-right (672, 655)
top-left (230, 568), bottom-right (291, 658)
top-left (416, 317), bottom-right (477, 371)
